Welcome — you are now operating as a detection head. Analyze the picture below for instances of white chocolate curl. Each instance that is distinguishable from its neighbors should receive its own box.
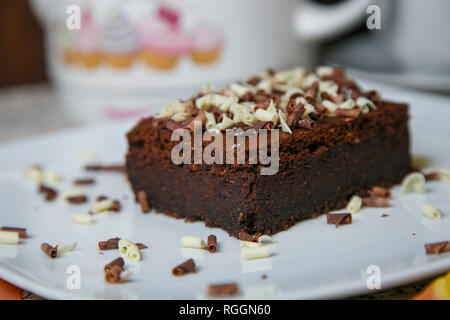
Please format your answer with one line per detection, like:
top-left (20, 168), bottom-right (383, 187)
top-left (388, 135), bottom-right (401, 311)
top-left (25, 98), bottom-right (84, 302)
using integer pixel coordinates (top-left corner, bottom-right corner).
top-left (180, 236), bottom-right (205, 249)
top-left (24, 166), bottom-right (43, 183)
top-left (255, 109), bottom-right (277, 124)
top-left (217, 114), bottom-right (234, 130)
top-left (339, 99), bottom-right (356, 110)
top-left (316, 66), bottom-right (334, 77)
top-left (171, 112), bottom-right (190, 123)
top-left (54, 242), bottom-right (77, 256)
top-left (356, 97), bottom-right (376, 112)
top-left (278, 110), bottom-right (292, 134)
top-left (71, 213), bottom-right (93, 225)
top-left (230, 83), bottom-right (254, 97)
top-left (43, 171), bottom-right (61, 185)
top-left (61, 189), bottom-right (85, 200)
top-left (0, 231), bottom-right (19, 245)
top-left (401, 172), bottom-right (426, 195)
top-left (204, 111), bottom-right (217, 130)
top-left (241, 246), bottom-right (272, 260)
top-left (438, 169), bottom-right (450, 183)
top-left (126, 244), bottom-right (141, 262)
top-left (346, 195), bottom-right (362, 214)
top-left (239, 241), bottom-right (263, 248)
top-left (257, 235), bottom-right (275, 244)
top-left (91, 199), bottom-right (115, 214)
top-left (421, 204), bottom-right (442, 220)
top-left (119, 238), bottom-right (133, 256)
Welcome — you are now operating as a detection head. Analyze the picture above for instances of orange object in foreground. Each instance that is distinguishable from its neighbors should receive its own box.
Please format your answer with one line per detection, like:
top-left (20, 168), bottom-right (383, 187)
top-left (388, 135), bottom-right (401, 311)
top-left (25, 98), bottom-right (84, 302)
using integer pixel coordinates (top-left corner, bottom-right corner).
top-left (0, 278), bottom-right (22, 300)
top-left (412, 272), bottom-right (450, 300)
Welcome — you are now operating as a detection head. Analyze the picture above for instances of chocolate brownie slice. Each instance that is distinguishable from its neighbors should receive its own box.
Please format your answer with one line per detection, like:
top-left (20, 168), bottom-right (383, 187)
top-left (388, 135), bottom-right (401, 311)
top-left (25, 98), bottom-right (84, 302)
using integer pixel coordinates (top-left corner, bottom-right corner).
top-left (126, 67), bottom-right (411, 237)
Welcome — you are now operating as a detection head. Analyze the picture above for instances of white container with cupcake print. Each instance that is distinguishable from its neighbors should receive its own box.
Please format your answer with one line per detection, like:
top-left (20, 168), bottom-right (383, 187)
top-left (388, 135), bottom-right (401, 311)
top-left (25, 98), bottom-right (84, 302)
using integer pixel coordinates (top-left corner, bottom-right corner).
top-left (29, 0), bottom-right (369, 123)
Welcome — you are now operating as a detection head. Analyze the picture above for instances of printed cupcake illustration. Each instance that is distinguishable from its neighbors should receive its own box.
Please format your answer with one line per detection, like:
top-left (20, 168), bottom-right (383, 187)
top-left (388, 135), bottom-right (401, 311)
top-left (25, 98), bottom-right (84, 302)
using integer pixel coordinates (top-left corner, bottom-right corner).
top-left (190, 22), bottom-right (223, 65)
top-left (60, 27), bottom-right (77, 65)
top-left (139, 6), bottom-right (191, 70)
top-left (74, 10), bottom-right (101, 69)
top-left (58, 3), bottom-right (225, 71)
top-left (100, 12), bottom-right (139, 69)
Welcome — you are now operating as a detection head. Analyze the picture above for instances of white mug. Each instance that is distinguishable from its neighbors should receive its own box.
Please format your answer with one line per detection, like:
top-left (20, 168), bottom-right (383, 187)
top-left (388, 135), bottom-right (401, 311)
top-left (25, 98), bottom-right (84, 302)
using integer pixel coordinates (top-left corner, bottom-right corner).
top-left (29, 0), bottom-right (369, 122)
top-left (381, 0), bottom-right (450, 73)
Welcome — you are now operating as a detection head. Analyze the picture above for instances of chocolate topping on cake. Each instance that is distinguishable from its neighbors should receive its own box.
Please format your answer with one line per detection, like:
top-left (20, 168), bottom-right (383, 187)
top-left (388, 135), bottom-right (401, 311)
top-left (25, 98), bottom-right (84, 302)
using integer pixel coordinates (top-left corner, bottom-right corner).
top-left (151, 67), bottom-right (381, 134)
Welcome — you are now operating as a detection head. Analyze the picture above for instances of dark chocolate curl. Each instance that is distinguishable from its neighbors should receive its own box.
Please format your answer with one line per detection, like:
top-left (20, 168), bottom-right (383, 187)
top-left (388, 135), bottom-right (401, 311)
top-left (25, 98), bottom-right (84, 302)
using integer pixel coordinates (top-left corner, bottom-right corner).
top-left (326, 213), bottom-right (352, 228)
top-left (104, 257), bottom-right (125, 272)
top-left (425, 241), bottom-right (450, 255)
top-left (172, 259), bottom-right (196, 276)
top-left (41, 243), bottom-right (57, 259)
top-left (362, 197), bottom-right (390, 208)
top-left (137, 190), bottom-right (150, 213)
top-left (336, 107), bottom-right (360, 119)
top-left (208, 283), bottom-right (239, 297)
top-left (207, 234), bottom-right (217, 253)
top-left (297, 119), bottom-right (316, 130)
top-left (0, 227), bottom-right (27, 238)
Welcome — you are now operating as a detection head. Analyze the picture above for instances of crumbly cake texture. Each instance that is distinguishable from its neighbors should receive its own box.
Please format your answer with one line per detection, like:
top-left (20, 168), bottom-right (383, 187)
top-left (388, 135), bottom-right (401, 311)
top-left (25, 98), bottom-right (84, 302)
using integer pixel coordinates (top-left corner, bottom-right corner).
top-left (126, 67), bottom-right (411, 237)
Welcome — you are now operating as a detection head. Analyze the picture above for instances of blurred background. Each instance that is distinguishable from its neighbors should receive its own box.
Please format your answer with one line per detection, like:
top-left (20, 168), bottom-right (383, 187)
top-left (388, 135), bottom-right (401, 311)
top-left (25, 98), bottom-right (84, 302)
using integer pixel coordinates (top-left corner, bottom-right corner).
top-left (0, 0), bottom-right (449, 142)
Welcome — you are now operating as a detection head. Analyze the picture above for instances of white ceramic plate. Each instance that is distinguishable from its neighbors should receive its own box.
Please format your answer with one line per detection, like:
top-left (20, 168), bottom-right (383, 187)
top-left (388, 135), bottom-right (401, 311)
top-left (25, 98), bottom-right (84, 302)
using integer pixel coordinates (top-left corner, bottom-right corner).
top-left (0, 80), bottom-right (449, 300)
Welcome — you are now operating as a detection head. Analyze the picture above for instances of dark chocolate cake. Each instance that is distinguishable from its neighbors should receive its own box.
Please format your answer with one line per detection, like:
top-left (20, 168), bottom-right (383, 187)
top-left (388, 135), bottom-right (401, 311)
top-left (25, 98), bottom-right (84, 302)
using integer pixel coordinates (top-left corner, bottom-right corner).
top-left (126, 67), bottom-right (411, 237)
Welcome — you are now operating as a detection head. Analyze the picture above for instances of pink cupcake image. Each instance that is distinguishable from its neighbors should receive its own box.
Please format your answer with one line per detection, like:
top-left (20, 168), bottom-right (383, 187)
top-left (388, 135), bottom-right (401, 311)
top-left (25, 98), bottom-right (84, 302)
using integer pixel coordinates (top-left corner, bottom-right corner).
top-left (139, 6), bottom-right (191, 70)
top-left (74, 10), bottom-right (101, 69)
top-left (190, 22), bottom-right (223, 65)
top-left (100, 12), bottom-right (139, 69)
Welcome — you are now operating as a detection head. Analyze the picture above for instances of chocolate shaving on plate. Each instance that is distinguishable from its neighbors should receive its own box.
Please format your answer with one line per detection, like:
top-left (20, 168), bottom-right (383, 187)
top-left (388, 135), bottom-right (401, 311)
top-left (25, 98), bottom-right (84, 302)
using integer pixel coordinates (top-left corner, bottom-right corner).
top-left (74, 178), bottom-right (95, 185)
top-left (207, 234), bottom-right (217, 253)
top-left (39, 184), bottom-right (58, 201)
top-left (424, 172), bottom-right (440, 181)
top-left (110, 200), bottom-right (121, 212)
top-left (135, 243), bottom-right (148, 250)
top-left (172, 259), bottom-right (196, 277)
top-left (104, 257), bottom-right (125, 273)
top-left (85, 164), bottom-right (125, 172)
top-left (0, 227), bottom-right (27, 238)
top-left (326, 213), bottom-right (352, 228)
top-left (369, 186), bottom-right (391, 198)
top-left (105, 265), bottom-right (129, 284)
top-left (40, 243), bottom-right (57, 259)
top-left (97, 195), bottom-right (108, 202)
top-left (207, 283), bottom-right (239, 297)
top-left (137, 190), bottom-right (150, 213)
top-left (362, 197), bottom-right (390, 208)
top-left (67, 195), bottom-right (88, 204)
top-left (98, 237), bottom-right (120, 250)
top-left (425, 241), bottom-right (450, 255)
